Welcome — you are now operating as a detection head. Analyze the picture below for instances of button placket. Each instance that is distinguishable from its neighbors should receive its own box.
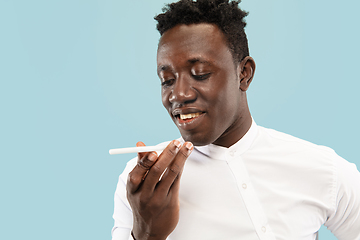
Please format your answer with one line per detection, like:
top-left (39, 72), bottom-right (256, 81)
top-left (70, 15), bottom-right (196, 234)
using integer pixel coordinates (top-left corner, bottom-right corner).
top-left (229, 150), bottom-right (235, 157)
top-left (227, 156), bottom-right (276, 240)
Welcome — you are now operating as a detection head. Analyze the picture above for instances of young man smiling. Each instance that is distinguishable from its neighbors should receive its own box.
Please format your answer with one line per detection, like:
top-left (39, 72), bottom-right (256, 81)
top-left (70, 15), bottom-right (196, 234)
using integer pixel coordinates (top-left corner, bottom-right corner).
top-left (112, 1), bottom-right (360, 240)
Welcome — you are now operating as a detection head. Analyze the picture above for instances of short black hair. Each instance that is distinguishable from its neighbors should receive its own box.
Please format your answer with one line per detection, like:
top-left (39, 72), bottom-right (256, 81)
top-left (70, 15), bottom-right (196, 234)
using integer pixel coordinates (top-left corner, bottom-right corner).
top-left (154, 0), bottom-right (249, 63)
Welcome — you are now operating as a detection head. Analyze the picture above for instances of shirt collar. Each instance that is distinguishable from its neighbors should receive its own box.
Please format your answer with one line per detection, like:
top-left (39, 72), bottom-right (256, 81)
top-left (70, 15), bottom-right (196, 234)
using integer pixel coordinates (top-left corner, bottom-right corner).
top-left (193, 119), bottom-right (258, 160)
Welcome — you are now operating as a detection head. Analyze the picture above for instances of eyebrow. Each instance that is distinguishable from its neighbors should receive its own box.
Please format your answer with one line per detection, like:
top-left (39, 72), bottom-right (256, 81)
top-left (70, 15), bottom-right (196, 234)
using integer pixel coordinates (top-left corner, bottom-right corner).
top-left (157, 58), bottom-right (213, 74)
top-left (157, 65), bottom-right (171, 76)
top-left (158, 65), bottom-right (170, 72)
top-left (188, 58), bottom-right (212, 65)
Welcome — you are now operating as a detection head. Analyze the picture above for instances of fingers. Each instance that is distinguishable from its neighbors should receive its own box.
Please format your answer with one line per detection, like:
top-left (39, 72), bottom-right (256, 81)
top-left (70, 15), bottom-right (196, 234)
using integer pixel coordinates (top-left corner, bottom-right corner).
top-left (127, 141), bottom-right (158, 193)
top-left (136, 141), bottom-right (159, 172)
top-left (143, 141), bottom-right (193, 195)
top-left (141, 140), bottom-right (183, 192)
top-left (127, 140), bottom-right (193, 196)
top-left (155, 142), bottom-right (193, 194)
top-left (136, 141), bottom-right (147, 160)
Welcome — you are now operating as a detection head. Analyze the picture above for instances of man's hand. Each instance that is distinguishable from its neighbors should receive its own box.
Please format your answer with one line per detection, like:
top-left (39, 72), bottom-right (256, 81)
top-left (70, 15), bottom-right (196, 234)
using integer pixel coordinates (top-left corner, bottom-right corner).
top-left (126, 140), bottom-right (193, 240)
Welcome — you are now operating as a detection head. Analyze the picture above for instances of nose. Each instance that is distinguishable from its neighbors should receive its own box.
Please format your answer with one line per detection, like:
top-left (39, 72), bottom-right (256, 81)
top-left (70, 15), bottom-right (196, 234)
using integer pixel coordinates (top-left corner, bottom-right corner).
top-left (169, 76), bottom-right (196, 104)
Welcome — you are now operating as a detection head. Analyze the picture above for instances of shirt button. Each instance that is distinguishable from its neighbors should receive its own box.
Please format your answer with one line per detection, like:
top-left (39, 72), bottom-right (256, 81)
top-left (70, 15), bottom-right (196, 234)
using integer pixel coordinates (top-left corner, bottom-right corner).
top-left (261, 226), bottom-right (266, 233)
top-left (242, 183), bottom-right (247, 189)
top-left (229, 151), bottom-right (235, 156)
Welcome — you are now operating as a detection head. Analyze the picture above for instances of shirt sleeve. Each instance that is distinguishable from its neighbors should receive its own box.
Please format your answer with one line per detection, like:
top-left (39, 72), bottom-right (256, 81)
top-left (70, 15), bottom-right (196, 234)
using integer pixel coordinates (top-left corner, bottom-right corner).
top-left (111, 158), bottom-right (137, 240)
top-left (325, 154), bottom-right (360, 240)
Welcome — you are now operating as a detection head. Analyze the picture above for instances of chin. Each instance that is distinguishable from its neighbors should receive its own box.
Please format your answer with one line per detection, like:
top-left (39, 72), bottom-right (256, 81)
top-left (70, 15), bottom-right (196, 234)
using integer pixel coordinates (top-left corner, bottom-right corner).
top-left (180, 131), bottom-right (216, 146)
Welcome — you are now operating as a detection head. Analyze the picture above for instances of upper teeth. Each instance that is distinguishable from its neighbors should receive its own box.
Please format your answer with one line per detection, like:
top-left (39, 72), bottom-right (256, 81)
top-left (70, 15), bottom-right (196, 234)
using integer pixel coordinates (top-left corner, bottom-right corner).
top-left (180, 112), bottom-right (202, 120)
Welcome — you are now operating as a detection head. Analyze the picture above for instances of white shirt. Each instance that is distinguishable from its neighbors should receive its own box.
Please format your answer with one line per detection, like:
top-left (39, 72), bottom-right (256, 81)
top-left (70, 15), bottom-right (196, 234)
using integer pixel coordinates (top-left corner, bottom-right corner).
top-left (112, 121), bottom-right (360, 240)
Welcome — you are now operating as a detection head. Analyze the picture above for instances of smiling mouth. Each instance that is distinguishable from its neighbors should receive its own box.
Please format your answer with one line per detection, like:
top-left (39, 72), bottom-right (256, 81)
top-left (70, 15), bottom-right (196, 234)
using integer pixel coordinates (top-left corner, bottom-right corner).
top-left (180, 112), bottom-right (202, 120)
top-left (175, 112), bottom-right (204, 124)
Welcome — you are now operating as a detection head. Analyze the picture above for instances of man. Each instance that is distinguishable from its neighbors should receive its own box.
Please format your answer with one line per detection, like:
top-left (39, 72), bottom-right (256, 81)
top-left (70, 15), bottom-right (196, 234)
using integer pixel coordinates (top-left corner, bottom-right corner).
top-left (112, 1), bottom-right (360, 239)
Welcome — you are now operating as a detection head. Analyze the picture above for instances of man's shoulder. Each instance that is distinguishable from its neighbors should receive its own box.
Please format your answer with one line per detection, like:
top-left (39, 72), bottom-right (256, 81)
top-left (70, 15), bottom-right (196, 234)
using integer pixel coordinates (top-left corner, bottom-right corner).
top-left (255, 125), bottom-right (336, 156)
top-left (250, 125), bottom-right (345, 184)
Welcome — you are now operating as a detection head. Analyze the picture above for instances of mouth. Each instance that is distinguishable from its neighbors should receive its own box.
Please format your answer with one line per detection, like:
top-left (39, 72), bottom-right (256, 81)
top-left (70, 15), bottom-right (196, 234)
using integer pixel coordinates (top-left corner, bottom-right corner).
top-left (174, 111), bottom-right (205, 125)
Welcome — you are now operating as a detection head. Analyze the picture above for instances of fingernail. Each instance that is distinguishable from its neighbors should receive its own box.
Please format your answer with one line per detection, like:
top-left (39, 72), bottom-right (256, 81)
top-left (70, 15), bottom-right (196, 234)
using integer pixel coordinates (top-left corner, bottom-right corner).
top-left (148, 153), bottom-right (157, 161)
top-left (185, 142), bottom-right (193, 152)
top-left (173, 140), bottom-right (182, 149)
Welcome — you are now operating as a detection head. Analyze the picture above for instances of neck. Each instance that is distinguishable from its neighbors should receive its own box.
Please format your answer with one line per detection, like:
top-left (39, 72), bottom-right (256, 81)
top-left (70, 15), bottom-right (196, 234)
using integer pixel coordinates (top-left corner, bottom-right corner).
top-left (212, 101), bottom-right (252, 148)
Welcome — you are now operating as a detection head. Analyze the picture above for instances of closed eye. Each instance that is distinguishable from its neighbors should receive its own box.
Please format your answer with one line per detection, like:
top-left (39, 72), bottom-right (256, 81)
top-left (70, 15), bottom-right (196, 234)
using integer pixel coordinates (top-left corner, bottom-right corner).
top-left (192, 73), bottom-right (211, 80)
top-left (161, 79), bottom-right (175, 87)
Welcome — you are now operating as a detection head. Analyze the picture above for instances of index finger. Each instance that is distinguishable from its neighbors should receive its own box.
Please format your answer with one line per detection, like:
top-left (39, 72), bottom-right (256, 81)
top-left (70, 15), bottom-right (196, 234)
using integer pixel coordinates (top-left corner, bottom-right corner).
top-left (136, 141), bottom-right (148, 161)
top-left (127, 142), bottom-right (158, 193)
top-left (155, 141), bottom-right (193, 194)
top-left (141, 140), bottom-right (184, 191)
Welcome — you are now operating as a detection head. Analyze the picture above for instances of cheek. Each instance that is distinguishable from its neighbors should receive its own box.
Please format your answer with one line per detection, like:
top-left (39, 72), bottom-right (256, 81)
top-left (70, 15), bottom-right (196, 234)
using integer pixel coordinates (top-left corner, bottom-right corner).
top-left (208, 82), bottom-right (239, 117)
top-left (161, 90), bottom-right (170, 109)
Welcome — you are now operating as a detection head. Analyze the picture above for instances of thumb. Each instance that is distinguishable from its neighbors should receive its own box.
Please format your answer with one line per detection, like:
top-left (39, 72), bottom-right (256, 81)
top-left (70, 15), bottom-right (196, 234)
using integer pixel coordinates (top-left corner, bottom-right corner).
top-left (136, 141), bottom-right (146, 160)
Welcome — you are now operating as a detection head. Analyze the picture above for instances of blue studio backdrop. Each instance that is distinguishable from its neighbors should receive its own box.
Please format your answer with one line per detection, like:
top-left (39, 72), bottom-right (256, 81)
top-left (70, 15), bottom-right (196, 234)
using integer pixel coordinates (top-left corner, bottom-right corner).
top-left (1, 0), bottom-right (359, 239)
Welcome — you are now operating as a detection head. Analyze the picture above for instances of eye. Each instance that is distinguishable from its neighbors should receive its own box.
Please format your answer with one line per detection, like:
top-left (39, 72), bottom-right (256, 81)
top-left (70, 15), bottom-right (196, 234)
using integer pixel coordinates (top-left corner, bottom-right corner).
top-left (161, 78), bottom-right (175, 87)
top-left (192, 73), bottom-right (211, 81)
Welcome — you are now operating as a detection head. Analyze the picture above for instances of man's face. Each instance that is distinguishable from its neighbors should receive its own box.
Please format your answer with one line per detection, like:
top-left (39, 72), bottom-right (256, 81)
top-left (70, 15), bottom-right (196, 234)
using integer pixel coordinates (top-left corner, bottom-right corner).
top-left (157, 23), bottom-right (245, 146)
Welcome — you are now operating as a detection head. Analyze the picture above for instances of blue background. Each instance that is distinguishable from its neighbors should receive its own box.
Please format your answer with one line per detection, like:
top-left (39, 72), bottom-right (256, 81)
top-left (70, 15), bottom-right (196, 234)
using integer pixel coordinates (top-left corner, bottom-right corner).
top-left (1, 0), bottom-right (359, 239)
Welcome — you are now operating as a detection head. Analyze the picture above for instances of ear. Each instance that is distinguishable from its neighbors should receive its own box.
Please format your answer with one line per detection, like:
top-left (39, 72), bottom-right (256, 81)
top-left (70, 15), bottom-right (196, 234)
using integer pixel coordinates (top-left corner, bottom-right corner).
top-left (237, 56), bottom-right (256, 91)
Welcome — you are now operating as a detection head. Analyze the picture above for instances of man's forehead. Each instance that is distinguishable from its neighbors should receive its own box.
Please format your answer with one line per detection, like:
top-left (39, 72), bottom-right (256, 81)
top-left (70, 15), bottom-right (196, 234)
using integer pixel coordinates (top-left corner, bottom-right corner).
top-left (158, 23), bottom-right (225, 49)
top-left (157, 24), bottom-right (230, 64)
